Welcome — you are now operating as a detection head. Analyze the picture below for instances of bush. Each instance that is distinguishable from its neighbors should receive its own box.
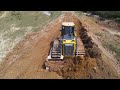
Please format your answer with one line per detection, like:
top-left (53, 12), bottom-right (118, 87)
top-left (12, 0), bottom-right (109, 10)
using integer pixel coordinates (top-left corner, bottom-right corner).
top-left (86, 11), bottom-right (120, 20)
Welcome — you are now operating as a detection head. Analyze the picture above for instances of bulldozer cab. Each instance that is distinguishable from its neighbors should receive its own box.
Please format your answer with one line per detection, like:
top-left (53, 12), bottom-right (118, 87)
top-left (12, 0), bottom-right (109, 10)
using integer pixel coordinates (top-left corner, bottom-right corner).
top-left (60, 22), bottom-right (77, 57)
top-left (61, 22), bottom-right (76, 37)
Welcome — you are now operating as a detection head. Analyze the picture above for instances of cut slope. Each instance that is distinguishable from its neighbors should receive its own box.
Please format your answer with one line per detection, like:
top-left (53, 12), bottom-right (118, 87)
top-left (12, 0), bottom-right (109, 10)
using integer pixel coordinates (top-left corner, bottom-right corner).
top-left (77, 13), bottom-right (119, 78)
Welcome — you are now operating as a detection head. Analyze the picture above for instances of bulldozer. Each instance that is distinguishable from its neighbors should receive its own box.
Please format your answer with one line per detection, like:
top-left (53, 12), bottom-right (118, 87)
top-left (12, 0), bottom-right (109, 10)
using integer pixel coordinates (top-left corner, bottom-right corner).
top-left (47, 22), bottom-right (85, 60)
top-left (45, 22), bottom-right (85, 70)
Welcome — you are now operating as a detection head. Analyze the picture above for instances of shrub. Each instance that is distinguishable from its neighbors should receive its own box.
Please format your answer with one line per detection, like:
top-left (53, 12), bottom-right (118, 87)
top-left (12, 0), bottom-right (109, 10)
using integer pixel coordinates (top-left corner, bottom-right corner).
top-left (85, 11), bottom-right (120, 20)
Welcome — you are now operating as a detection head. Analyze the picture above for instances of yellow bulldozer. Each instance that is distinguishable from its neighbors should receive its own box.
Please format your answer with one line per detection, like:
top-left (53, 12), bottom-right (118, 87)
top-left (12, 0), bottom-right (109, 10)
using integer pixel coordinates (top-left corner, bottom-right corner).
top-left (45, 22), bottom-right (86, 70)
top-left (47, 22), bottom-right (85, 60)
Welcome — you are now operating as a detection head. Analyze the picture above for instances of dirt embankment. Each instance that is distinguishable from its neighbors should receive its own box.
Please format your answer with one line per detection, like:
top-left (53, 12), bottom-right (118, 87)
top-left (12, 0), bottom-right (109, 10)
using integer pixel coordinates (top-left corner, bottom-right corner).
top-left (0, 12), bottom-right (119, 79)
top-left (78, 14), bottom-right (119, 78)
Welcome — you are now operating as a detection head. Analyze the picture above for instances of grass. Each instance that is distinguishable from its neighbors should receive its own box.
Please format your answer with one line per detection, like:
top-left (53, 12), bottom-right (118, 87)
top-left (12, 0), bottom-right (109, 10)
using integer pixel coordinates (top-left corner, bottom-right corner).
top-left (99, 32), bottom-right (120, 61)
top-left (0, 11), bottom-right (61, 40)
top-left (0, 11), bottom-right (61, 31)
top-left (0, 11), bottom-right (62, 61)
top-left (0, 11), bottom-right (4, 16)
top-left (95, 32), bottom-right (103, 37)
top-left (104, 43), bottom-right (120, 61)
top-left (75, 11), bottom-right (82, 15)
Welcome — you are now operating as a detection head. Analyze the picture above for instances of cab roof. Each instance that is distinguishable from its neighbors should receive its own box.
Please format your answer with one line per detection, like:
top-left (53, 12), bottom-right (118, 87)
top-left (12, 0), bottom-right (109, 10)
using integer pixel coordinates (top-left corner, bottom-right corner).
top-left (62, 22), bottom-right (75, 26)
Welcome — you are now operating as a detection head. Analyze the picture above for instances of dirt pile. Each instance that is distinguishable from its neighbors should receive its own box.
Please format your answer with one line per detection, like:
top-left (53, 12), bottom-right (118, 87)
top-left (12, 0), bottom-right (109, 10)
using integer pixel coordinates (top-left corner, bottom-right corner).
top-left (80, 27), bottom-right (101, 58)
top-left (45, 57), bottom-right (100, 79)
